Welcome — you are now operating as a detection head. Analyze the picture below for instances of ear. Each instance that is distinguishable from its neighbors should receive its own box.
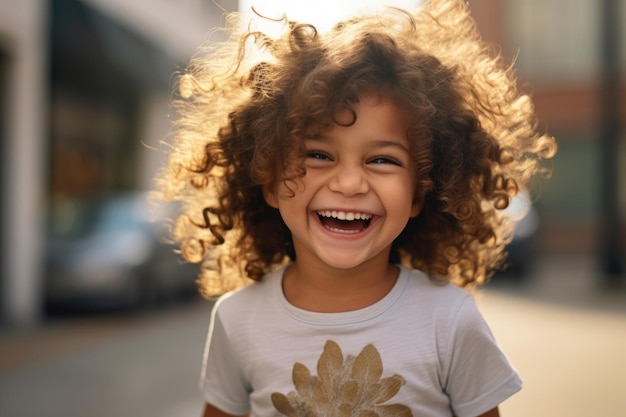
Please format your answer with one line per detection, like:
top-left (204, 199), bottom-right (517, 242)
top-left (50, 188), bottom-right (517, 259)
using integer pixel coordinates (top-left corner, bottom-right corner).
top-left (410, 189), bottom-right (424, 218)
top-left (263, 182), bottom-right (279, 209)
top-left (410, 201), bottom-right (422, 218)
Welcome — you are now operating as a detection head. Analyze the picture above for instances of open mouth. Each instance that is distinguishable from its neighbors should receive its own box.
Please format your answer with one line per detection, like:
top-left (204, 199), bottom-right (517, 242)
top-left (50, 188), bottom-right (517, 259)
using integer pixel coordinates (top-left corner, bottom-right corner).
top-left (317, 210), bottom-right (373, 234)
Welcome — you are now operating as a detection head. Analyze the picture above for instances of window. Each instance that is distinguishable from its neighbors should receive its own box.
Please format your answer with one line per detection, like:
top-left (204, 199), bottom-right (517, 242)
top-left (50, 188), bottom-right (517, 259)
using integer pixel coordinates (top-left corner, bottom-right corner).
top-left (505, 0), bottom-right (602, 82)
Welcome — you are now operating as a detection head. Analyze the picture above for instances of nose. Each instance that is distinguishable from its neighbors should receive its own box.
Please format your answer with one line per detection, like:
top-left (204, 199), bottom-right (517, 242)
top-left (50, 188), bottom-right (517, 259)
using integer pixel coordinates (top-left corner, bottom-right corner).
top-left (327, 163), bottom-right (369, 197)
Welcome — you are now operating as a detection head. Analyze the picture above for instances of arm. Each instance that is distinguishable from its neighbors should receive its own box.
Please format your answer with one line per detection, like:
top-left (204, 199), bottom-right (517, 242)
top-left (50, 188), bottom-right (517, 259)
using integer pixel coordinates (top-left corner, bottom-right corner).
top-left (477, 407), bottom-right (500, 417)
top-left (204, 402), bottom-right (498, 417)
top-left (453, 406), bottom-right (501, 417)
top-left (201, 403), bottom-right (248, 417)
top-left (466, 407), bottom-right (500, 417)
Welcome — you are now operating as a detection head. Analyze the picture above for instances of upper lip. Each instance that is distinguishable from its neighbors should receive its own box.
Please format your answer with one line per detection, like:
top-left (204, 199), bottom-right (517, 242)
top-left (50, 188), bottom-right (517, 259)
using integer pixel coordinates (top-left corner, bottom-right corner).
top-left (316, 210), bottom-right (373, 221)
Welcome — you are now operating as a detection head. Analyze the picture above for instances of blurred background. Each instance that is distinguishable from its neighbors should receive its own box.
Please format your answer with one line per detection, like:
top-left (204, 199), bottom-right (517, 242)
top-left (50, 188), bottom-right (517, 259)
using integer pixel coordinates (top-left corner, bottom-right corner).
top-left (0, 0), bottom-right (624, 416)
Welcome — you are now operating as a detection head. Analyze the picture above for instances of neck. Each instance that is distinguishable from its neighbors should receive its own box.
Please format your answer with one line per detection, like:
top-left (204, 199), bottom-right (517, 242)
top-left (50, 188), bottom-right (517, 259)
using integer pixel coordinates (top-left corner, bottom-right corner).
top-left (282, 254), bottom-right (399, 313)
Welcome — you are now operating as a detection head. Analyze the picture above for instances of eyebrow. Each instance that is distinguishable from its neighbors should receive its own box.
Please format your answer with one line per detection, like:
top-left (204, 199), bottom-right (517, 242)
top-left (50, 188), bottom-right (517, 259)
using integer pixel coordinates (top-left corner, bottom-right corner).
top-left (305, 137), bottom-right (410, 154)
top-left (369, 139), bottom-right (411, 154)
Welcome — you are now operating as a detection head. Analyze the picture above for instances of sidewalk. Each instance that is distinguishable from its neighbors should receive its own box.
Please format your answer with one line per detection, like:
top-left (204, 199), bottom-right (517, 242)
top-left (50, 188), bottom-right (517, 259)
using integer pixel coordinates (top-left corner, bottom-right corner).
top-left (480, 255), bottom-right (626, 417)
top-left (0, 314), bottom-right (130, 370)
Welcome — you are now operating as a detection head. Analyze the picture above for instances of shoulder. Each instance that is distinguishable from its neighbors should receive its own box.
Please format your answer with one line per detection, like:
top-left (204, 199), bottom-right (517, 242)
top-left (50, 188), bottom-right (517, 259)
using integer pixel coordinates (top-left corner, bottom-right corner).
top-left (212, 267), bottom-right (282, 319)
top-left (401, 266), bottom-right (472, 306)
top-left (398, 266), bottom-right (479, 330)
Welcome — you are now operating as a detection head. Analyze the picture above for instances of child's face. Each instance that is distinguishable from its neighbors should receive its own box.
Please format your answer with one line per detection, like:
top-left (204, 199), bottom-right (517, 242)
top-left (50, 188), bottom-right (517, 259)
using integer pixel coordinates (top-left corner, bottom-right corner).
top-left (264, 94), bottom-right (422, 270)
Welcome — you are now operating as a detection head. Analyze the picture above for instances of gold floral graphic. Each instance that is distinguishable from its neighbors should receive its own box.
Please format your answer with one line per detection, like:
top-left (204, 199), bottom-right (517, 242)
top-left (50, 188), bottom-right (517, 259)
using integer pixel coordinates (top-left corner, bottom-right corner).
top-left (271, 340), bottom-right (413, 417)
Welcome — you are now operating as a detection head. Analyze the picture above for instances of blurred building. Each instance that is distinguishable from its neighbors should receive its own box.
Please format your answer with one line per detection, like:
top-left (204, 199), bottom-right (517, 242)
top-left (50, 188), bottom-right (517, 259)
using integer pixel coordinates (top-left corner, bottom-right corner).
top-left (1, 0), bottom-right (624, 326)
top-left (0, 0), bottom-right (236, 326)
top-left (0, 0), bottom-right (48, 327)
top-left (470, 0), bottom-right (626, 264)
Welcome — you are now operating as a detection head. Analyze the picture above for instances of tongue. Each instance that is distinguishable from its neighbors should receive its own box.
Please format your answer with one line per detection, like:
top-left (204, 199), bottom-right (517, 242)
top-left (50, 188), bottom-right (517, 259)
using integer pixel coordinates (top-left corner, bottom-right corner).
top-left (321, 217), bottom-right (367, 231)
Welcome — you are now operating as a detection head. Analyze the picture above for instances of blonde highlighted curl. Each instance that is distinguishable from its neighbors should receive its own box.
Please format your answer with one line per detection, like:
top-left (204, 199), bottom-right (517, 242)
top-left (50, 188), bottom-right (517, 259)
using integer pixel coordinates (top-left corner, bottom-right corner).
top-left (155, 0), bottom-right (556, 296)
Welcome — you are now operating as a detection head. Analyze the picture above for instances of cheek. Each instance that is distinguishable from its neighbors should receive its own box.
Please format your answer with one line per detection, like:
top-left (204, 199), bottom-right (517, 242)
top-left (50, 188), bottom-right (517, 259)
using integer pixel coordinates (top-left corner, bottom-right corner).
top-left (280, 177), bottom-right (311, 200)
top-left (389, 178), bottom-right (420, 215)
top-left (265, 176), bottom-right (309, 208)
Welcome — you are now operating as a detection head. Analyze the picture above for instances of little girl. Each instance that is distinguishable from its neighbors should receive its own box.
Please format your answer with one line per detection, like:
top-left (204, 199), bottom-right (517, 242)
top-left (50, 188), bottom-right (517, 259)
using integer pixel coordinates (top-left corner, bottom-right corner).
top-left (155, 0), bottom-right (556, 416)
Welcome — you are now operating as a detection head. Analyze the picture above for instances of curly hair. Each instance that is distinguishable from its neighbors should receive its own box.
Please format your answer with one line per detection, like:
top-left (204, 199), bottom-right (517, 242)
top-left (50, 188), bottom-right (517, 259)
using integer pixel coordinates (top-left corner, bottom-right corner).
top-left (154, 0), bottom-right (556, 296)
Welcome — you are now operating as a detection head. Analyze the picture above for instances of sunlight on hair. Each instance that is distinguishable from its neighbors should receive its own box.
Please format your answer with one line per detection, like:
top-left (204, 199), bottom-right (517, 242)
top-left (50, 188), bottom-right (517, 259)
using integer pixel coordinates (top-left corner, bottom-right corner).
top-left (239, 0), bottom-right (423, 34)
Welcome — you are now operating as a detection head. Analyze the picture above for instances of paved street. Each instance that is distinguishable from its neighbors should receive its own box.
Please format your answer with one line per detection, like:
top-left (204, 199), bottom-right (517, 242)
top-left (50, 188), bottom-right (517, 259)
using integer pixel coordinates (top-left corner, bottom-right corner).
top-left (481, 256), bottom-right (626, 417)
top-left (1, 256), bottom-right (624, 417)
top-left (0, 298), bottom-right (214, 417)
top-left (481, 291), bottom-right (626, 417)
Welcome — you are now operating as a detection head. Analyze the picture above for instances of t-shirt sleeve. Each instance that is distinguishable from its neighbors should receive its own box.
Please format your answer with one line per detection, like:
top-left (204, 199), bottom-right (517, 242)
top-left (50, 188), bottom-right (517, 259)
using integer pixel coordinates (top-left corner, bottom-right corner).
top-left (442, 295), bottom-right (522, 417)
top-left (199, 298), bottom-right (251, 416)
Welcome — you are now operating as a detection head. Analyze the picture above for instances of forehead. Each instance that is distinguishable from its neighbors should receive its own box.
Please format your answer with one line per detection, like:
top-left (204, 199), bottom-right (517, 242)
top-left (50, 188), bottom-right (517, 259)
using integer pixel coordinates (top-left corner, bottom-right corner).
top-left (306, 91), bottom-right (409, 132)
top-left (307, 94), bottom-right (410, 153)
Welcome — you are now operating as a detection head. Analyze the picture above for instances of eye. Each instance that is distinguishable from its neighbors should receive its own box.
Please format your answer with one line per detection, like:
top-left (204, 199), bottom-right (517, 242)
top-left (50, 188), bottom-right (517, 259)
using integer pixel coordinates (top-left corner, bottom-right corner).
top-left (368, 156), bottom-right (402, 166)
top-left (306, 151), bottom-right (332, 161)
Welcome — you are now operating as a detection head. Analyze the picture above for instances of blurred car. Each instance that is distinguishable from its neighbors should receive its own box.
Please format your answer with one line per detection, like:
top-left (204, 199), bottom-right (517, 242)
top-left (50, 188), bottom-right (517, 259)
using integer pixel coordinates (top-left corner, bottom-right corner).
top-left (45, 192), bottom-right (200, 312)
top-left (499, 190), bottom-right (540, 280)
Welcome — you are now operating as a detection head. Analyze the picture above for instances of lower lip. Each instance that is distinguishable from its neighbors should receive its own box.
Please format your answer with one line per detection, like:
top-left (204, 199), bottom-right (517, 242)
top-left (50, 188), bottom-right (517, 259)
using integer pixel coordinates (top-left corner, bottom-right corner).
top-left (312, 213), bottom-right (378, 240)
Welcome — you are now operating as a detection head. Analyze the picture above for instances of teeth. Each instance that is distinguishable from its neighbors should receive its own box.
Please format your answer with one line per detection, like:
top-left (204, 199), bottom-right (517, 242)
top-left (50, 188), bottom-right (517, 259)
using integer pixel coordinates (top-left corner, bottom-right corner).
top-left (326, 227), bottom-right (362, 234)
top-left (317, 210), bottom-right (372, 220)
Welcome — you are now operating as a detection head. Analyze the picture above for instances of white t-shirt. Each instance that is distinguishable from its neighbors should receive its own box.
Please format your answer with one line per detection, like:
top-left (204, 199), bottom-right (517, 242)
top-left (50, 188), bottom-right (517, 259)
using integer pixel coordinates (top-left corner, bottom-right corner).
top-left (200, 265), bottom-right (521, 417)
